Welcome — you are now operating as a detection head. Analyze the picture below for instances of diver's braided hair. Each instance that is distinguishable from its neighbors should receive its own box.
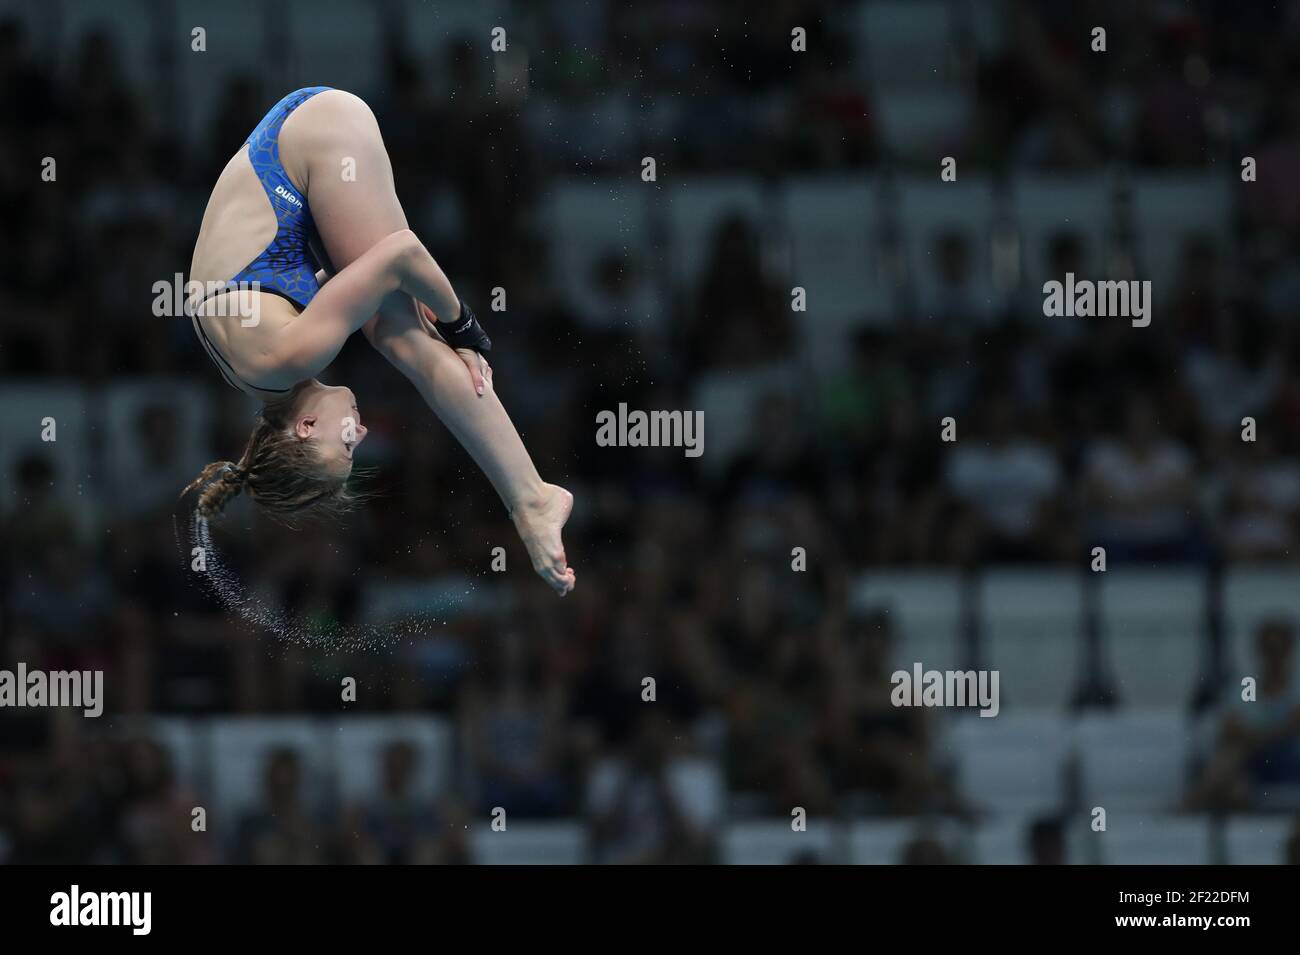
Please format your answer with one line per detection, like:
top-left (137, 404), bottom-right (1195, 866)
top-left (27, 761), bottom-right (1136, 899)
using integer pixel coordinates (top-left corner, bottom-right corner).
top-left (181, 385), bottom-right (357, 525)
top-left (183, 460), bottom-right (249, 518)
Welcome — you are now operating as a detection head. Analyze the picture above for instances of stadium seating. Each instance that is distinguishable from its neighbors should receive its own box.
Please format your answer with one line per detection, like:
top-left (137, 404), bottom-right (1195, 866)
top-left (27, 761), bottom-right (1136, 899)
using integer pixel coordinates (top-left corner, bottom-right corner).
top-left (980, 568), bottom-right (1083, 709)
top-left (855, 0), bottom-right (957, 90)
top-left (1099, 570), bottom-right (1205, 708)
top-left (852, 570), bottom-right (965, 672)
top-left (1132, 174), bottom-right (1231, 291)
top-left (1073, 711), bottom-right (1192, 811)
top-left (849, 817), bottom-right (967, 863)
top-left (780, 176), bottom-right (887, 357)
top-left (941, 712), bottom-right (1072, 815)
top-left (469, 822), bottom-right (587, 865)
top-left (1223, 815), bottom-right (1295, 865)
top-left (968, 815), bottom-right (1090, 865)
top-left (1096, 813), bottom-right (1212, 865)
top-left (722, 819), bottom-right (839, 864)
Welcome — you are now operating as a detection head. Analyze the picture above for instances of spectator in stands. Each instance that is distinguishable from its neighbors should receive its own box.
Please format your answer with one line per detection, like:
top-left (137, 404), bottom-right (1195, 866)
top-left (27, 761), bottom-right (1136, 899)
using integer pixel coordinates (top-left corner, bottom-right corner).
top-left (204, 76), bottom-right (263, 182)
top-left (1082, 395), bottom-right (1205, 563)
top-left (688, 213), bottom-right (790, 371)
top-left (1167, 236), bottom-right (1222, 347)
top-left (118, 738), bottom-right (214, 864)
top-left (822, 608), bottom-right (952, 814)
top-left (944, 393), bottom-right (1067, 563)
top-left (3, 453), bottom-right (76, 561)
top-left (819, 327), bottom-right (911, 450)
top-left (4, 763), bottom-right (89, 864)
top-left (9, 524), bottom-right (112, 670)
top-left (235, 748), bottom-right (325, 864)
top-left (781, 57), bottom-right (875, 170)
top-left (461, 631), bottom-right (570, 817)
top-left (571, 605), bottom-right (707, 767)
top-left (1243, 85), bottom-right (1300, 236)
top-left (1038, 230), bottom-right (1090, 335)
top-left (916, 231), bottom-right (1003, 329)
top-left (1219, 432), bottom-right (1300, 561)
top-left (720, 392), bottom-right (824, 503)
top-left (350, 741), bottom-right (468, 865)
top-left (1013, 106), bottom-right (1104, 170)
top-left (115, 402), bottom-right (203, 520)
top-left (898, 833), bottom-right (952, 864)
top-left (725, 618), bottom-right (836, 815)
top-left (1026, 815), bottom-right (1067, 865)
top-left (1185, 309), bottom-right (1284, 437)
top-left (1134, 26), bottom-right (1217, 168)
top-left (587, 712), bottom-right (719, 864)
top-left (66, 30), bottom-right (143, 187)
top-left (576, 249), bottom-right (658, 342)
top-left (1186, 619), bottom-right (1300, 811)
top-left (787, 849), bottom-right (824, 864)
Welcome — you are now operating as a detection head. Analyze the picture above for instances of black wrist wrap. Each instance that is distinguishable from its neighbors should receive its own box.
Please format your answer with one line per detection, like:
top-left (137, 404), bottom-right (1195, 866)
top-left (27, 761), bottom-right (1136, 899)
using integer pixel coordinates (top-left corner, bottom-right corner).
top-left (438, 299), bottom-right (492, 353)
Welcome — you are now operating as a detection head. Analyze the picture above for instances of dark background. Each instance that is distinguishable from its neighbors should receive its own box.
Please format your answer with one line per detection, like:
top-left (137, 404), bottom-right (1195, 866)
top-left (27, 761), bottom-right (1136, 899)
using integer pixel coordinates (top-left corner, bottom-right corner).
top-left (1, 0), bottom-right (1299, 864)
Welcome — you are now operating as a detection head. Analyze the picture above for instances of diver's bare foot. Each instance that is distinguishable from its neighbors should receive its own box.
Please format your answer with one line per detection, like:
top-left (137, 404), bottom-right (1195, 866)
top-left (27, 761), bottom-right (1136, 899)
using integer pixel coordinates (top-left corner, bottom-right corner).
top-left (511, 484), bottom-right (576, 595)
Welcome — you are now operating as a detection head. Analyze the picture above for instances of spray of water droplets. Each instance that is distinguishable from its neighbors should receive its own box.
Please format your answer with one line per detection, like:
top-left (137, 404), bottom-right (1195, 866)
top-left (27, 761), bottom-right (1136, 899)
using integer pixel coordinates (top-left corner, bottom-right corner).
top-left (174, 508), bottom-right (464, 655)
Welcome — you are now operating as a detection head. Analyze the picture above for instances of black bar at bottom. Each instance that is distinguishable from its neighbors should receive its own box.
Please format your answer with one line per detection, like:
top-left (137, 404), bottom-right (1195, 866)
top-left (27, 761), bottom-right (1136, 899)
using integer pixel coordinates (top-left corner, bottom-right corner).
top-left (0, 864), bottom-right (1280, 941)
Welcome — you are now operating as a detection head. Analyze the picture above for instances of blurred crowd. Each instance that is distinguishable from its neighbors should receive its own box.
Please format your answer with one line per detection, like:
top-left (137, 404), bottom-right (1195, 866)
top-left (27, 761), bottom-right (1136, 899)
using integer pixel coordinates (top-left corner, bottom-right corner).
top-left (3, 0), bottom-right (1300, 863)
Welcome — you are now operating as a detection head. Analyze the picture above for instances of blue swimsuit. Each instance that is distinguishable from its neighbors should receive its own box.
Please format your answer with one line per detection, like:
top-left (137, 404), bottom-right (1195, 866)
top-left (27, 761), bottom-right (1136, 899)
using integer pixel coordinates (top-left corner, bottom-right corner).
top-left (193, 86), bottom-right (334, 393)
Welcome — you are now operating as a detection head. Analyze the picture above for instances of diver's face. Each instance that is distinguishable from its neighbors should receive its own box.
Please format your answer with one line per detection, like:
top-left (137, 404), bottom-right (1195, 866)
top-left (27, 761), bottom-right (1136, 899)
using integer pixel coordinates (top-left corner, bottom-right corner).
top-left (292, 380), bottom-right (368, 475)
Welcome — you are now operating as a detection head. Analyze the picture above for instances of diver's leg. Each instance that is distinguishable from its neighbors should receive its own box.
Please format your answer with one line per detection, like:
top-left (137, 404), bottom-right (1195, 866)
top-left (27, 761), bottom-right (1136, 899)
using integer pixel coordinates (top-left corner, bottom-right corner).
top-left (281, 91), bottom-right (575, 595)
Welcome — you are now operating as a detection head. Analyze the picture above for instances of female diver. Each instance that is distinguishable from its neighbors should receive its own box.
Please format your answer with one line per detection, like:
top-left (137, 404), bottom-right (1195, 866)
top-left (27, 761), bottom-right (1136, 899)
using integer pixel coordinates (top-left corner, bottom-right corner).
top-left (183, 86), bottom-right (575, 595)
